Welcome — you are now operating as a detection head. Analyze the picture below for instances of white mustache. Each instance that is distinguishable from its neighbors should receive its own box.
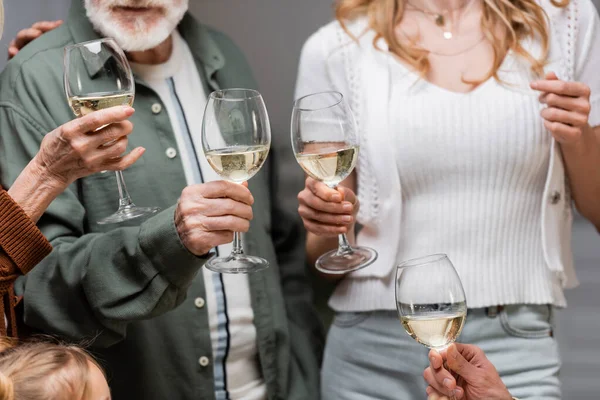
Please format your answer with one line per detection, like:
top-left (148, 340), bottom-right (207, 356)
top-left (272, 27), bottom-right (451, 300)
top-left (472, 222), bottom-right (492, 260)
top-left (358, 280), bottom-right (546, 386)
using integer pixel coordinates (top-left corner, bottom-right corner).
top-left (102, 0), bottom-right (174, 8)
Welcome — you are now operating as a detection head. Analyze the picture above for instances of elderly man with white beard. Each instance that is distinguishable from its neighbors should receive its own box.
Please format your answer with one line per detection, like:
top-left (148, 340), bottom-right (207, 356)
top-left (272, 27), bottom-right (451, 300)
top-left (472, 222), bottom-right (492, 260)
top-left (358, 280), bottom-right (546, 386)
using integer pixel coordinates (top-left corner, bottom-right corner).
top-left (0, 1), bottom-right (323, 399)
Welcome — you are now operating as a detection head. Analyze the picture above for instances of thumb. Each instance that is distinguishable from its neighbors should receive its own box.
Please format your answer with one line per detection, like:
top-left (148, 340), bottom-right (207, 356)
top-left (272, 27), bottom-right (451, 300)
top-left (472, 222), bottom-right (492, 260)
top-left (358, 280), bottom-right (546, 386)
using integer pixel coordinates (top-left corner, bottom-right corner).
top-left (446, 344), bottom-right (479, 382)
top-left (545, 71), bottom-right (559, 80)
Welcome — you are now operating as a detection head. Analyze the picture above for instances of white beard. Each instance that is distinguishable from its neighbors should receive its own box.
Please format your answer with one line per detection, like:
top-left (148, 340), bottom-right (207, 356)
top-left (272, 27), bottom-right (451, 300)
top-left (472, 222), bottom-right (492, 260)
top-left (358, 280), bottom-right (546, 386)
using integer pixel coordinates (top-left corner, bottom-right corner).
top-left (84, 0), bottom-right (188, 52)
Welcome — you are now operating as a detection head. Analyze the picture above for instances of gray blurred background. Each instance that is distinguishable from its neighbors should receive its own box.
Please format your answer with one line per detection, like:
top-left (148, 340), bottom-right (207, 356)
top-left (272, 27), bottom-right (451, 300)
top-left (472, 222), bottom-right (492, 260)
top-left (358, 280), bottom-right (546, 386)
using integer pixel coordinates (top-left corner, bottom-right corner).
top-left (2, 1), bottom-right (599, 398)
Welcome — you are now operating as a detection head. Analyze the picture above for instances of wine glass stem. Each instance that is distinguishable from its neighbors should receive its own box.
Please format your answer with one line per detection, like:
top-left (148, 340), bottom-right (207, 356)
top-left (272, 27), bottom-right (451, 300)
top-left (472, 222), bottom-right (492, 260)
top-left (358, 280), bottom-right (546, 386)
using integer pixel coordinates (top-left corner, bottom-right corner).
top-left (337, 233), bottom-right (353, 255)
top-left (232, 232), bottom-right (244, 256)
top-left (115, 170), bottom-right (135, 208)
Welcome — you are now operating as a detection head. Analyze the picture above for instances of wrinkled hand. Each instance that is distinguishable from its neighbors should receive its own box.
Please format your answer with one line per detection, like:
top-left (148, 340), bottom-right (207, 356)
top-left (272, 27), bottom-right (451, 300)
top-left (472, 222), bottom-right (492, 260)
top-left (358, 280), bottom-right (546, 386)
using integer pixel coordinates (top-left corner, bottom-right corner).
top-left (423, 344), bottom-right (512, 400)
top-left (297, 177), bottom-right (358, 237)
top-left (175, 181), bottom-right (254, 256)
top-left (33, 106), bottom-right (143, 187)
top-left (8, 20), bottom-right (63, 59)
top-left (531, 72), bottom-right (592, 145)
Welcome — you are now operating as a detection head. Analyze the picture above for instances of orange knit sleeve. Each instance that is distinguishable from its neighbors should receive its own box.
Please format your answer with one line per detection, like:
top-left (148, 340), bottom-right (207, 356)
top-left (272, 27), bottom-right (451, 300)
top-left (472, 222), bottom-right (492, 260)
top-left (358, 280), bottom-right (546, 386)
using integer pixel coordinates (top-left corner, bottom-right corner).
top-left (0, 189), bottom-right (53, 337)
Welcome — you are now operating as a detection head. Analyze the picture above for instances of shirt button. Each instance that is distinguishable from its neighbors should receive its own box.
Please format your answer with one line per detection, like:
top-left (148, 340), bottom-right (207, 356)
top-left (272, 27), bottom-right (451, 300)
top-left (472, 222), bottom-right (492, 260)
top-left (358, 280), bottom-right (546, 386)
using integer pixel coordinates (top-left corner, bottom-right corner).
top-left (550, 190), bottom-right (561, 204)
top-left (151, 103), bottom-right (162, 114)
top-left (198, 356), bottom-right (210, 367)
top-left (165, 147), bottom-right (177, 159)
top-left (194, 297), bottom-right (205, 309)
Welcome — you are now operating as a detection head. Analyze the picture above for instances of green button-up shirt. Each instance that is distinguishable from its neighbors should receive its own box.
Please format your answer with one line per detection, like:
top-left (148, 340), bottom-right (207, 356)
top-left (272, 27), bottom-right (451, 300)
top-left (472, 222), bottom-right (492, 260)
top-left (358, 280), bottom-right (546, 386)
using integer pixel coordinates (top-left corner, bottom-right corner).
top-left (0, 1), bottom-right (322, 399)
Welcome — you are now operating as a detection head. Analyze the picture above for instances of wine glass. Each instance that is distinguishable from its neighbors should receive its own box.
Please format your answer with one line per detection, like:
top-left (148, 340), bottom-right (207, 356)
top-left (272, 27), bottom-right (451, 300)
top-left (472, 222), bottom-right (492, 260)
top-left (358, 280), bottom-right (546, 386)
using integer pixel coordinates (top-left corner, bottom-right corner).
top-left (291, 91), bottom-right (377, 274)
top-left (201, 88), bottom-right (271, 274)
top-left (396, 254), bottom-right (467, 399)
top-left (64, 38), bottom-right (160, 225)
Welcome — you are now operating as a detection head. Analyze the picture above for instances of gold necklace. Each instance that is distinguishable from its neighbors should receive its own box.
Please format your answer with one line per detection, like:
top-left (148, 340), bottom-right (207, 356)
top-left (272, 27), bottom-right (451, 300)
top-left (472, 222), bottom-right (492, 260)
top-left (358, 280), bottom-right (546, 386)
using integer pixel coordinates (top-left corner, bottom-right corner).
top-left (406, 0), bottom-right (475, 39)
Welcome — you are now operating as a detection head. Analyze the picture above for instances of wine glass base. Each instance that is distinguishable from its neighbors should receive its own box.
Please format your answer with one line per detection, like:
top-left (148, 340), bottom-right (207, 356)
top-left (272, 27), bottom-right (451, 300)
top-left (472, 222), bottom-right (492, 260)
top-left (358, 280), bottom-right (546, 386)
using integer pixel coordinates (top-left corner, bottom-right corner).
top-left (315, 246), bottom-right (378, 275)
top-left (205, 253), bottom-right (269, 274)
top-left (97, 205), bottom-right (161, 225)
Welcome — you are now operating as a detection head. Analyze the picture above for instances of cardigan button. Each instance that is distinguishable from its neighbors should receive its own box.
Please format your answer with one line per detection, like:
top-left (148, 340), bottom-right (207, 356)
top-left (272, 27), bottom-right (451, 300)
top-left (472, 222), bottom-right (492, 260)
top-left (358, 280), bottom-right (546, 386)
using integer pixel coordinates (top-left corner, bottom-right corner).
top-left (549, 191), bottom-right (561, 205)
top-left (165, 148), bottom-right (177, 159)
top-left (194, 297), bottom-right (205, 309)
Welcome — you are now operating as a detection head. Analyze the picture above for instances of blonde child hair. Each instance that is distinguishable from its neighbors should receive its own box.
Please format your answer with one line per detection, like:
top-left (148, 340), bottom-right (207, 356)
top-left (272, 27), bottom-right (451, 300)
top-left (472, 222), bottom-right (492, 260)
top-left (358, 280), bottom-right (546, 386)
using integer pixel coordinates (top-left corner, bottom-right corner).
top-left (0, 337), bottom-right (105, 400)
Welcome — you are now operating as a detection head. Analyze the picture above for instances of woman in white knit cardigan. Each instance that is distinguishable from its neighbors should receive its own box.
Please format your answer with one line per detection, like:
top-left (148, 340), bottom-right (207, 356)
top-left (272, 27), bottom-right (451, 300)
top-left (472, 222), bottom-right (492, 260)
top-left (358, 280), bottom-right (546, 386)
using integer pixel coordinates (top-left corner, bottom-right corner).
top-left (295, 0), bottom-right (600, 398)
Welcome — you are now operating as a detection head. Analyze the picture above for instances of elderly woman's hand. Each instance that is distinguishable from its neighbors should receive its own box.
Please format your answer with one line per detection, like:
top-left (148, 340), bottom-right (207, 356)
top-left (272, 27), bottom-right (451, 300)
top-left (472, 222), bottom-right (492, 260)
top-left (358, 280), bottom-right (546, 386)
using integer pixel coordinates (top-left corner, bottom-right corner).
top-left (7, 106), bottom-right (143, 222)
top-left (423, 344), bottom-right (513, 400)
top-left (33, 106), bottom-right (143, 187)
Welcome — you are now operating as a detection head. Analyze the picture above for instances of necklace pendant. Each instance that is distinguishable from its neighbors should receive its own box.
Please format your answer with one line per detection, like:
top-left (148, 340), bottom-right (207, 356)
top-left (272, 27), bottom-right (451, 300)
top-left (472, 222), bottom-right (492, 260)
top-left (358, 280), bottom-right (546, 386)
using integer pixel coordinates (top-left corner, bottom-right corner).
top-left (435, 14), bottom-right (445, 26)
top-left (443, 31), bottom-right (453, 39)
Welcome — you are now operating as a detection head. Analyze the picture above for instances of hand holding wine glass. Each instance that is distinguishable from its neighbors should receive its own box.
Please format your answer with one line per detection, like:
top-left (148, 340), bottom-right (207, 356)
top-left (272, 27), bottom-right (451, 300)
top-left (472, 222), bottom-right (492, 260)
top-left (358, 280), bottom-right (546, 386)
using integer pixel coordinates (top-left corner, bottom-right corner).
top-left (291, 91), bottom-right (377, 274)
top-left (64, 38), bottom-right (160, 224)
top-left (424, 344), bottom-right (513, 400)
top-left (201, 88), bottom-right (271, 274)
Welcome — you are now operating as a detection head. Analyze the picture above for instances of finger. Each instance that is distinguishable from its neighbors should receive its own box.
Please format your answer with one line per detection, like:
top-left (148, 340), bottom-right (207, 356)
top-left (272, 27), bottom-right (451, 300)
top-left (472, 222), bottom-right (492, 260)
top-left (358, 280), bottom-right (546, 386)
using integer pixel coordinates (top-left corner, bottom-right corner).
top-left (196, 215), bottom-right (251, 233)
top-left (540, 93), bottom-right (591, 115)
top-left (337, 186), bottom-right (358, 205)
top-left (31, 20), bottom-right (63, 32)
top-left (429, 349), bottom-right (444, 370)
top-left (545, 71), bottom-right (559, 81)
top-left (446, 344), bottom-right (479, 381)
top-left (103, 147), bottom-right (145, 171)
top-left (298, 204), bottom-right (354, 225)
top-left (198, 181), bottom-right (254, 205)
top-left (531, 80), bottom-right (590, 98)
top-left (541, 107), bottom-right (588, 126)
top-left (543, 120), bottom-right (582, 143)
top-left (63, 106), bottom-right (135, 138)
top-left (306, 177), bottom-right (343, 202)
top-left (85, 136), bottom-right (130, 167)
top-left (424, 367), bottom-right (454, 396)
top-left (298, 189), bottom-right (353, 215)
top-left (90, 121), bottom-right (134, 147)
top-left (14, 28), bottom-right (43, 48)
top-left (302, 218), bottom-right (348, 236)
top-left (198, 198), bottom-right (254, 220)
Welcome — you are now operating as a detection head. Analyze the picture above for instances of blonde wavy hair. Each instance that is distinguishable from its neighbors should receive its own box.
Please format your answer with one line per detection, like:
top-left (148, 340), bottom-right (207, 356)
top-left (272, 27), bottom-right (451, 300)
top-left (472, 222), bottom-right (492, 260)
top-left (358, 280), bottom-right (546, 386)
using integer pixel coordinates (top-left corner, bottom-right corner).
top-left (0, 337), bottom-right (105, 400)
top-left (336, 0), bottom-right (570, 82)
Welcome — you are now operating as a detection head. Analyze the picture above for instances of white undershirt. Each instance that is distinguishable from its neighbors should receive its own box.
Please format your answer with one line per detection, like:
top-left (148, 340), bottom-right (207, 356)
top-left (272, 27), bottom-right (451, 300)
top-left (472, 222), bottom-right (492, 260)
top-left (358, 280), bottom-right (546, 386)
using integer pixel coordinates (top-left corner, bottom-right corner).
top-left (131, 31), bottom-right (266, 400)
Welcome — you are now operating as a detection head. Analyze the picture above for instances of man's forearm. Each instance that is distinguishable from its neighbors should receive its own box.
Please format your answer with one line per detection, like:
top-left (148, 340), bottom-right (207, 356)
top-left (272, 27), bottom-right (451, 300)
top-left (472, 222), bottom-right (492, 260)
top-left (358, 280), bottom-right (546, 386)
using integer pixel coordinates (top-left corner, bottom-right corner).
top-left (561, 124), bottom-right (600, 230)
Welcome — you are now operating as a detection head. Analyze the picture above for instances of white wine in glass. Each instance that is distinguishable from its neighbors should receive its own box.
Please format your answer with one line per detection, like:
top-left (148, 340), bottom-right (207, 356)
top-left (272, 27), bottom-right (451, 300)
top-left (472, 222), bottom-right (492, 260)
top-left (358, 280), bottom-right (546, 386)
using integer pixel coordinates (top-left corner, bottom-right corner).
top-left (202, 89), bottom-right (271, 274)
top-left (396, 254), bottom-right (467, 400)
top-left (291, 91), bottom-right (377, 274)
top-left (64, 38), bottom-right (160, 224)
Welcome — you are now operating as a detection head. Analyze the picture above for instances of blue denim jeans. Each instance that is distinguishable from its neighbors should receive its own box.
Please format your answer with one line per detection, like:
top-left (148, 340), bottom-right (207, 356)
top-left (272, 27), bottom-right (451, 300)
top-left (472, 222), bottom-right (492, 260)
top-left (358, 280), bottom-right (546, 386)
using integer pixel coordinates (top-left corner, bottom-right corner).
top-left (322, 305), bottom-right (560, 400)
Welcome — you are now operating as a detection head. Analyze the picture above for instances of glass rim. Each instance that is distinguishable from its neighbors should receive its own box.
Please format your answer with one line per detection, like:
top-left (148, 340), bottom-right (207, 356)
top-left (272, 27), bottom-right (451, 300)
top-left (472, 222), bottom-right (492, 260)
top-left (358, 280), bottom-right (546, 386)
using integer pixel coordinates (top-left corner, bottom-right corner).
top-left (208, 88), bottom-right (262, 101)
top-left (292, 90), bottom-right (343, 112)
top-left (64, 37), bottom-right (118, 50)
top-left (396, 253), bottom-right (448, 270)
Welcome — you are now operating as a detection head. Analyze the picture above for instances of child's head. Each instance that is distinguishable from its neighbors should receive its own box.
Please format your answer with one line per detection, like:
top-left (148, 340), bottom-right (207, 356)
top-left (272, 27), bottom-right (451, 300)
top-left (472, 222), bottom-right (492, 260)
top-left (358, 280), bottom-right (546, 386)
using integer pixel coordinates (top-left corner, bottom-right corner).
top-left (0, 337), bottom-right (110, 400)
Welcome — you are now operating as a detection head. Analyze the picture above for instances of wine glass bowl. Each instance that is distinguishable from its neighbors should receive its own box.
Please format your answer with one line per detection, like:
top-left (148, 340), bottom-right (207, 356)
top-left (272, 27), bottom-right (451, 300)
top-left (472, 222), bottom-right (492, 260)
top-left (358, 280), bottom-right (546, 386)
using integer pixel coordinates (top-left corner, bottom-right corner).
top-left (396, 254), bottom-right (467, 351)
top-left (64, 38), bottom-right (160, 224)
top-left (291, 91), bottom-right (377, 274)
top-left (202, 88), bottom-right (271, 274)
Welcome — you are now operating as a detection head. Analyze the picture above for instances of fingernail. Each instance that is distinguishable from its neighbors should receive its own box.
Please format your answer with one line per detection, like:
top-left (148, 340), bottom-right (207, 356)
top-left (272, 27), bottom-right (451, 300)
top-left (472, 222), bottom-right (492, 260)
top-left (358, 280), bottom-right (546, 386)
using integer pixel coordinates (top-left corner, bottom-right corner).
top-left (342, 215), bottom-right (353, 222)
top-left (453, 388), bottom-right (463, 398)
top-left (331, 194), bottom-right (341, 202)
top-left (443, 378), bottom-right (453, 389)
top-left (343, 203), bottom-right (353, 211)
top-left (531, 82), bottom-right (539, 89)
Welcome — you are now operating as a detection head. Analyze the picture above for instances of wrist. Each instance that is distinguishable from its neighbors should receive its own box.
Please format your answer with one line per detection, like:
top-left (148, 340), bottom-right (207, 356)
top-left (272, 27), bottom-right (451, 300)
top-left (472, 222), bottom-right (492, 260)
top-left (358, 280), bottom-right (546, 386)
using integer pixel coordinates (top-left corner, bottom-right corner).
top-left (7, 157), bottom-right (67, 222)
top-left (559, 124), bottom-right (593, 154)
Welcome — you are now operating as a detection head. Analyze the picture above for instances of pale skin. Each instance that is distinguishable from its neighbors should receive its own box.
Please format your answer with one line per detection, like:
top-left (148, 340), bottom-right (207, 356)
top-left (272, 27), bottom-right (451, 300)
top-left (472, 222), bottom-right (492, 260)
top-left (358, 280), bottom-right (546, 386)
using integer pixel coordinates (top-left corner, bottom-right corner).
top-left (301, 0), bottom-right (600, 269)
top-left (85, 361), bottom-right (112, 400)
top-left (8, 3), bottom-right (253, 257)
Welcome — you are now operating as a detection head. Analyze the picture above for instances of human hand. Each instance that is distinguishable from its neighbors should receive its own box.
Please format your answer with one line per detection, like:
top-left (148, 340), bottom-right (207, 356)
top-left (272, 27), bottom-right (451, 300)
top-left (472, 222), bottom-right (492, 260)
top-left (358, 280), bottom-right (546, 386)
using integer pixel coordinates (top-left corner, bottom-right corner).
top-left (32, 106), bottom-right (142, 188)
top-left (423, 344), bottom-right (513, 400)
top-left (8, 20), bottom-right (63, 59)
top-left (531, 72), bottom-right (592, 146)
top-left (175, 181), bottom-right (254, 256)
top-left (297, 176), bottom-right (358, 237)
